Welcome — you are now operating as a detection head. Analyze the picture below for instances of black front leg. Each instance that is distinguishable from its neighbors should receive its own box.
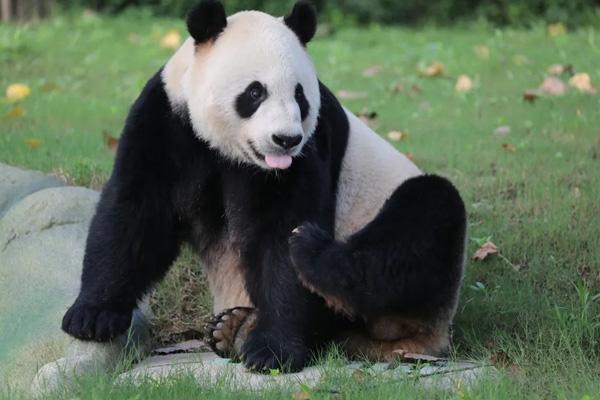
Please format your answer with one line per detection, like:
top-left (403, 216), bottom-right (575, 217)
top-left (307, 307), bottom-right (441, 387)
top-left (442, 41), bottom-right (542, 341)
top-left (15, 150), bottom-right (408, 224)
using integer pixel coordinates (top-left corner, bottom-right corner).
top-left (240, 239), bottom-right (325, 373)
top-left (61, 179), bottom-right (181, 342)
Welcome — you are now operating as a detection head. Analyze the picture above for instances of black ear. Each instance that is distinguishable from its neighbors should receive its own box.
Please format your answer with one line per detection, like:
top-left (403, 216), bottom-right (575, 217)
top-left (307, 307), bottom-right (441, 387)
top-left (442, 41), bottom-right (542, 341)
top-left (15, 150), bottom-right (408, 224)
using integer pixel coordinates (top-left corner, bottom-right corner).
top-left (186, 0), bottom-right (227, 44)
top-left (284, 1), bottom-right (317, 45)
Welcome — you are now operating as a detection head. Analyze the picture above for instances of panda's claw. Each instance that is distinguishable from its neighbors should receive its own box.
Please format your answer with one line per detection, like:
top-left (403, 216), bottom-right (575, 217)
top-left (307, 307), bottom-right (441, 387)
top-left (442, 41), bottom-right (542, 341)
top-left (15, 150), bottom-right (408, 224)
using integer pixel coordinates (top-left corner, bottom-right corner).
top-left (203, 307), bottom-right (255, 359)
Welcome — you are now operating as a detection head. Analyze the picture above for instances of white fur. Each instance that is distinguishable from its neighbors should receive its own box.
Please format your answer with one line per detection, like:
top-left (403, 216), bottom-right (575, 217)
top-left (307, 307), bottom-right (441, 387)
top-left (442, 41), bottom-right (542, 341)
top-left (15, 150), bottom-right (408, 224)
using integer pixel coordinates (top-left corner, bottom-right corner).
top-left (163, 11), bottom-right (320, 169)
top-left (334, 109), bottom-right (422, 240)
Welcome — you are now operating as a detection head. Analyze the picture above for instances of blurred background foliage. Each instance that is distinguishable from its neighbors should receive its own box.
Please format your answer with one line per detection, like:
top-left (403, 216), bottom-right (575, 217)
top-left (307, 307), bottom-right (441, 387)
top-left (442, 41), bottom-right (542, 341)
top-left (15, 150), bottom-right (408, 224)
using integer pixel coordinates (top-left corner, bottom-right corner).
top-left (52, 0), bottom-right (600, 26)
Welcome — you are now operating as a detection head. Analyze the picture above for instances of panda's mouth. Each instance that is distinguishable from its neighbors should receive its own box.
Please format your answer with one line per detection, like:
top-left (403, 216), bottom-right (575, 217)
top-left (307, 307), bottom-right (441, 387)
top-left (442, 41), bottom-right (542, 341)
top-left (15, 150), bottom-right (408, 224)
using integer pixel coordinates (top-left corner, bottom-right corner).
top-left (247, 141), bottom-right (293, 170)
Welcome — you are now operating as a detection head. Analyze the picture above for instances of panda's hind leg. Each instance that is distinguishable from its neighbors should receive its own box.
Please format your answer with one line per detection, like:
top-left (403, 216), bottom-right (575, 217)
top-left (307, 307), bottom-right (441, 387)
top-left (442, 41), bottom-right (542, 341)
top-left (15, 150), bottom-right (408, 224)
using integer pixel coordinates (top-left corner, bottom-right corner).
top-left (289, 174), bottom-right (467, 325)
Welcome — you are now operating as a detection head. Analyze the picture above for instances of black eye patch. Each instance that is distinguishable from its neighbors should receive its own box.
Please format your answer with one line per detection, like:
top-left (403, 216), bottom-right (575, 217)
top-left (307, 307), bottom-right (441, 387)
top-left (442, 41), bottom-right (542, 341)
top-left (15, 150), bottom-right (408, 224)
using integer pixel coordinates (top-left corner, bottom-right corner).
top-left (235, 81), bottom-right (267, 119)
top-left (295, 83), bottom-right (310, 121)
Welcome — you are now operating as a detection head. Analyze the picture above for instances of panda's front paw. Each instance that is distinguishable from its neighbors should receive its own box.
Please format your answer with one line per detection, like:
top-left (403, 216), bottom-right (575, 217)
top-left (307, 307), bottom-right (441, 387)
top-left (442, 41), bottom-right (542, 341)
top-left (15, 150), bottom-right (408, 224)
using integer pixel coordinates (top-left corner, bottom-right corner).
top-left (289, 222), bottom-right (333, 274)
top-left (61, 302), bottom-right (132, 342)
top-left (241, 330), bottom-right (309, 373)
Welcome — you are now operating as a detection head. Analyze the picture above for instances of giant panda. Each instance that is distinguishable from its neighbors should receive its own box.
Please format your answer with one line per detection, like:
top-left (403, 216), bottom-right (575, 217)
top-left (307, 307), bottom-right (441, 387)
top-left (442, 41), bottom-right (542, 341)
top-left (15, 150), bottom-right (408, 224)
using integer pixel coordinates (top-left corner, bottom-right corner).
top-left (61, 0), bottom-right (467, 373)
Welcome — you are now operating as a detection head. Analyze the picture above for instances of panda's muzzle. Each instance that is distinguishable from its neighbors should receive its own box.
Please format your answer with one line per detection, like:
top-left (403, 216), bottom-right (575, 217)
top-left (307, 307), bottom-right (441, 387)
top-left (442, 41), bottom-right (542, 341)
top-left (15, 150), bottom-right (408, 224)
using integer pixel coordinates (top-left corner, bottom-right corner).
top-left (271, 134), bottom-right (302, 151)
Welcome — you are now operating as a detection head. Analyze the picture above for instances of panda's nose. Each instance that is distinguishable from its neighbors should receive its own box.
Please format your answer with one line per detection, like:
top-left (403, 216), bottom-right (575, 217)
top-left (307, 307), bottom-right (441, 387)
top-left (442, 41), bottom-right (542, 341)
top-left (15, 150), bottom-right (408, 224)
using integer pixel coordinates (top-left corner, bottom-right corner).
top-left (272, 134), bottom-right (302, 150)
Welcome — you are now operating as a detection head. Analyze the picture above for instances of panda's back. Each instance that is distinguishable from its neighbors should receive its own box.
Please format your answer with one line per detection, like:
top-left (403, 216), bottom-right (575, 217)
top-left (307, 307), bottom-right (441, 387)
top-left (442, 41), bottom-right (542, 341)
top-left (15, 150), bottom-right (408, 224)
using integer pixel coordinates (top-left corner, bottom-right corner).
top-left (334, 109), bottom-right (421, 240)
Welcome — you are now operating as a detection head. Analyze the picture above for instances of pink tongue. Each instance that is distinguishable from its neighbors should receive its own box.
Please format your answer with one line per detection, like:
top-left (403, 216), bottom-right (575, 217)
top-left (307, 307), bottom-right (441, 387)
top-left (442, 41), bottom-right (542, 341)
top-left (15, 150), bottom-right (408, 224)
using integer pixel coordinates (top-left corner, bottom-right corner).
top-left (265, 154), bottom-right (293, 170)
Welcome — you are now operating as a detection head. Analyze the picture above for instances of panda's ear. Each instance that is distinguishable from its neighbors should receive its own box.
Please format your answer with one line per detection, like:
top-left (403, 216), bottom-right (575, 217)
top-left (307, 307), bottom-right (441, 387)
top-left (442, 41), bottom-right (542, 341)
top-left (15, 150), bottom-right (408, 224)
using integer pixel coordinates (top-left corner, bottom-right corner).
top-left (186, 0), bottom-right (227, 45)
top-left (284, 1), bottom-right (317, 45)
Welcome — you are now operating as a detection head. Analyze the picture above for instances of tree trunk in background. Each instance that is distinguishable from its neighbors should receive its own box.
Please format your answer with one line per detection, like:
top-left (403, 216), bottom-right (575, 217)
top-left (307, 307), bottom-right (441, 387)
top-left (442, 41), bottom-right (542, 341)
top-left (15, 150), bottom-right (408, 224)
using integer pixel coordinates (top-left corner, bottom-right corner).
top-left (1, 0), bottom-right (52, 21)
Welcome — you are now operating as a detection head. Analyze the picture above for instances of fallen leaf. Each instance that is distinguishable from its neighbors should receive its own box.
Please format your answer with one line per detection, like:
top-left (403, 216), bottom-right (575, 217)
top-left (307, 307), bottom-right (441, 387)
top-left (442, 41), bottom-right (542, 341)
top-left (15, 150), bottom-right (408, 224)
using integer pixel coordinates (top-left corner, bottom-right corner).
top-left (490, 351), bottom-right (511, 367)
top-left (473, 241), bottom-right (498, 261)
top-left (502, 143), bottom-right (516, 152)
top-left (405, 152), bottom-right (415, 162)
top-left (569, 73), bottom-right (596, 93)
top-left (336, 90), bottom-right (368, 100)
top-left (410, 84), bottom-right (422, 96)
top-left (160, 29), bottom-right (182, 49)
top-left (6, 83), bottom-right (31, 102)
top-left (419, 62), bottom-right (445, 77)
top-left (387, 131), bottom-right (408, 142)
top-left (547, 64), bottom-right (573, 76)
top-left (389, 82), bottom-right (404, 94)
top-left (523, 90), bottom-right (539, 103)
top-left (362, 65), bottom-right (382, 78)
top-left (493, 126), bottom-right (511, 137)
top-left (24, 138), bottom-right (42, 149)
top-left (292, 391), bottom-right (310, 400)
top-left (547, 22), bottom-right (567, 37)
top-left (6, 106), bottom-right (26, 119)
top-left (356, 107), bottom-right (378, 126)
top-left (392, 350), bottom-right (446, 363)
top-left (351, 369), bottom-right (367, 382)
top-left (103, 131), bottom-right (119, 152)
top-left (539, 77), bottom-right (567, 96)
top-left (455, 74), bottom-right (474, 92)
top-left (473, 45), bottom-right (490, 60)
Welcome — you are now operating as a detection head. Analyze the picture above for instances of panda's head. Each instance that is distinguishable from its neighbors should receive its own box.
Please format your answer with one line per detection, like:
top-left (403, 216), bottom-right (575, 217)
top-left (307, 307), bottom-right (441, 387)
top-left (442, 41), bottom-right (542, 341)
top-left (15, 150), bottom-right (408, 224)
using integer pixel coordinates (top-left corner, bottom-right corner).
top-left (165, 0), bottom-right (320, 170)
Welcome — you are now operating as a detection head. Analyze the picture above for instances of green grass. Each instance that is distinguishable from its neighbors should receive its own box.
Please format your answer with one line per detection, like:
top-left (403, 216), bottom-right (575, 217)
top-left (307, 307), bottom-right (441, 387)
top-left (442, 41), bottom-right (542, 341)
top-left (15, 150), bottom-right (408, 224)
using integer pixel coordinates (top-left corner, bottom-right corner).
top-left (2, 11), bottom-right (600, 399)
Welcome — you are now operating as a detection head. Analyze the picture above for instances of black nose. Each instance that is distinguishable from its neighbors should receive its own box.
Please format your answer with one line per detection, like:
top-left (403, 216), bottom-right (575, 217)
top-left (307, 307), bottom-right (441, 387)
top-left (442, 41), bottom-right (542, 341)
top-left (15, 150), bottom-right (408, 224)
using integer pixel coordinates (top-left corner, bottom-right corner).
top-left (272, 134), bottom-right (302, 150)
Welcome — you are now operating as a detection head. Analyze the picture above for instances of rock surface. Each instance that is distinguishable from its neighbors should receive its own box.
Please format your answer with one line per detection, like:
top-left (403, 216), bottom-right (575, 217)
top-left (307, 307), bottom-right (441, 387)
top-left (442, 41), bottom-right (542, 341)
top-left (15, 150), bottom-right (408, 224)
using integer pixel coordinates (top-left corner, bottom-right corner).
top-left (119, 352), bottom-right (492, 390)
top-left (0, 163), bottom-right (152, 395)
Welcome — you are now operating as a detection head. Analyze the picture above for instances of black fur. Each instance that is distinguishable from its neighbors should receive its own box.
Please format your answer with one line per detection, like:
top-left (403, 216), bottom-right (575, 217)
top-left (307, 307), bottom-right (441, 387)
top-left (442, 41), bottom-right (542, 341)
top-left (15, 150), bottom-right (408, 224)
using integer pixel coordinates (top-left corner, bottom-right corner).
top-left (62, 52), bottom-right (465, 374)
top-left (295, 83), bottom-right (310, 121)
top-left (61, 70), bottom-right (350, 372)
top-left (187, 0), bottom-right (227, 44)
top-left (284, 1), bottom-right (317, 45)
top-left (289, 175), bottom-right (467, 320)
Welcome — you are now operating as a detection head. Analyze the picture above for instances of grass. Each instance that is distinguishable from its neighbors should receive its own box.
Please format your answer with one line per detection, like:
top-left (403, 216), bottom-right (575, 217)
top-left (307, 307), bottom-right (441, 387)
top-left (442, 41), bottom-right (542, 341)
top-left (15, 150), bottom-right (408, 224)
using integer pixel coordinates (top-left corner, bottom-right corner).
top-left (2, 10), bottom-right (600, 399)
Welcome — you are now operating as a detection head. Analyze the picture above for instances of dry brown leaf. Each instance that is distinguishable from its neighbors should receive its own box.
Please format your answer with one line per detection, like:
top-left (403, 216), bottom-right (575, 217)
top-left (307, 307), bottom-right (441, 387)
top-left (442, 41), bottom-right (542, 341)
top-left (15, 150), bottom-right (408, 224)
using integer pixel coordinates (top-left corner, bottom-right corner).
top-left (392, 350), bottom-right (446, 363)
top-left (569, 73), bottom-right (597, 93)
top-left (362, 65), bottom-right (382, 78)
top-left (356, 107), bottom-right (378, 125)
top-left (24, 138), bottom-right (42, 149)
top-left (473, 45), bottom-right (490, 60)
top-left (547, 23), bottom-right (567, 37)
top-left (351, 369), bottom-right (367, 382)
top-left (387, 131), bottom-right (408, 142)
top-left (103, 131), bottom-right (119, 152)
top-left (547, 64), bottom-right (573, 76)
top-left (292, 391), bottom-right (310, 400)
top-left (405, 152), bottom-right (415, 162)
top-left (539, 77), bottom-right (566, 96)
top-left (6, 83), bottom-right (31, 102)
top-left (6, 106), bottom-right (26, 119)
top-left (502, 143), bottom-right (516, 152)
top-left (473, 241), bottom-right (498, 261)
top-left (410, 84), bottom-right (422, 96)
top-left (161, 29), bottom-right (182, 49)
top-left (455, 74), bottom-right (474, 92)
top-left (336, 90), bottom-right (368, 100)
top-left (389, 82), bottom-right (405, 94)
top-left (523, 90), bottom-right (539, 103)
top-left (420, 62), bottom-right (445, 77)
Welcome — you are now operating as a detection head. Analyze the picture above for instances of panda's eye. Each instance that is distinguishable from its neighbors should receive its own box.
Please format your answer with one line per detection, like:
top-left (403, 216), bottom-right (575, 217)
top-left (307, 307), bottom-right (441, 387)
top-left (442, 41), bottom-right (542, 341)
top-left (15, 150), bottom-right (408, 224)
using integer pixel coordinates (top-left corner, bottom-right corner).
top-left (295, 85), bottom-right (304, 99)
top-left (248, 83), bottom-right (265, 101)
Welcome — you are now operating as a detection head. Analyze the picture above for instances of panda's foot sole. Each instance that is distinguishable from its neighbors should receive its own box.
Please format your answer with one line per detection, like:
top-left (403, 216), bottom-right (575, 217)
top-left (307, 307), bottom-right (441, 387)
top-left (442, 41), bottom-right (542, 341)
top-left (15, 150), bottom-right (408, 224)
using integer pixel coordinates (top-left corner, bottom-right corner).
top-left (204, 307), bottom-right (256, 359)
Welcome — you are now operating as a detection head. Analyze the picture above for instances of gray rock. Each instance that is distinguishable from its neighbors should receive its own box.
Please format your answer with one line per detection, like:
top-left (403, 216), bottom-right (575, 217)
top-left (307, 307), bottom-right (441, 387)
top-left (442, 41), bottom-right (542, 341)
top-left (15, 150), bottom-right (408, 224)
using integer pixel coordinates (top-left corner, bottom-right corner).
top-left (0, 163), bottom-right (64, 218)
top-left (0, 170), bottom-right (152, 395)
top-left (118, 352), bottom-right (493, 391)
